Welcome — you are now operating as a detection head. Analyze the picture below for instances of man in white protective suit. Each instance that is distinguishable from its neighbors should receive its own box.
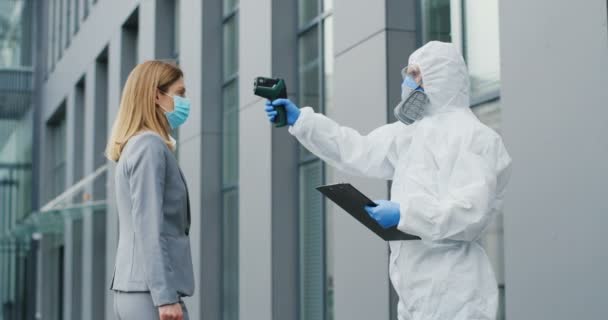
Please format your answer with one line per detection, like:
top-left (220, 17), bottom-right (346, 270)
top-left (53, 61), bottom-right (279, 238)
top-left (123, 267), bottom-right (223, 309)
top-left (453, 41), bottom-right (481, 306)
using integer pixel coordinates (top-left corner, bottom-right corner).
top-left (264, 41), bottom-right (512, 320)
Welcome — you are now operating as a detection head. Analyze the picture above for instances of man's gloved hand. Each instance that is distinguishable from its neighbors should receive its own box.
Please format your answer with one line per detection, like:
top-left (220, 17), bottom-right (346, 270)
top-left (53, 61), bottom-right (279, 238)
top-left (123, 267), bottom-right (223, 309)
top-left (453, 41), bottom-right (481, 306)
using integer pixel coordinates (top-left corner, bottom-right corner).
top-left (265, 98), bottom-right (301, 126)
top-left (364, 200), bottom-right (401, 229)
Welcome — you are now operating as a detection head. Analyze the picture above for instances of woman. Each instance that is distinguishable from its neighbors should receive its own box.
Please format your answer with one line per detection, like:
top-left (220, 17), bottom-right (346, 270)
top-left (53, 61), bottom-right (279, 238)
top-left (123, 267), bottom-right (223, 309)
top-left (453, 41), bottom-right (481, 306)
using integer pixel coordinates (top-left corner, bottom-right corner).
top-left (106, 60), bottom-right (193, 320)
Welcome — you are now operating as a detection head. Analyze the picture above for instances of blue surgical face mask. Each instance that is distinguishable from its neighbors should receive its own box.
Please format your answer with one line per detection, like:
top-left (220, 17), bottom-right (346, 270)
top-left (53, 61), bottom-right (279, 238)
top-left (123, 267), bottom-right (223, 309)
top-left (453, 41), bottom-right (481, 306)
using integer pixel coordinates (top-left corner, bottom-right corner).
top-left (402, 75), bottom-right (424, 92)
top-left (159, 92), bottom-right (191, 129)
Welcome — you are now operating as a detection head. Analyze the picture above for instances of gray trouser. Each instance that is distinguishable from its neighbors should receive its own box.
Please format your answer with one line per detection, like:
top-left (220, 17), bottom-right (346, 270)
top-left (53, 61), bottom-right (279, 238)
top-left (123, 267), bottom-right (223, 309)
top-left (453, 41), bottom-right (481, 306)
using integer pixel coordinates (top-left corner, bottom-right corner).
top-left (113, 291), bottom-right (189, 320)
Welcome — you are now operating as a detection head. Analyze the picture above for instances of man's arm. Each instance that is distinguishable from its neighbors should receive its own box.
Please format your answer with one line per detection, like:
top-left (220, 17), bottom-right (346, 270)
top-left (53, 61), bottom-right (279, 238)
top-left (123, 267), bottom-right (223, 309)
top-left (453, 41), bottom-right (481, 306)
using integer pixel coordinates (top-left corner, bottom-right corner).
top-left (267, 99), bottom-right (400, 180)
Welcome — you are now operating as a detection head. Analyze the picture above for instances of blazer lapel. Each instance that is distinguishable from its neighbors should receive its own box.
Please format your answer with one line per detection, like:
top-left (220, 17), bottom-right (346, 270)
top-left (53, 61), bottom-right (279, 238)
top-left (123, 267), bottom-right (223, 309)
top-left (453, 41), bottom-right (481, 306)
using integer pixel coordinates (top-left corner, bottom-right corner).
top-left (177, 167), bottom-right (191, 235)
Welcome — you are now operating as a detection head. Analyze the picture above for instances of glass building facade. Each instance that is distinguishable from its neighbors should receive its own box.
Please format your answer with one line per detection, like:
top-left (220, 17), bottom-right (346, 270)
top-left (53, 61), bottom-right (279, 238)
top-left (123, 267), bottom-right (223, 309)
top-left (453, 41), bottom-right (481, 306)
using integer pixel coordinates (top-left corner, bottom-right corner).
top-left (0, 0), bottom-right (34, 319)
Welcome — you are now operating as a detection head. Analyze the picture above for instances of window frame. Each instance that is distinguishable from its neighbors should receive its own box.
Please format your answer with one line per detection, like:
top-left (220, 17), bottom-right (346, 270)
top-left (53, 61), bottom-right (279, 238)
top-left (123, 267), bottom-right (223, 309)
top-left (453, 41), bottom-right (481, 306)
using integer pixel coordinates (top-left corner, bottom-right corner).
top-left (296, 1), bottom-right (333, 319)
top-left (220, 0), bottom-right (239, 195)
top-left (220, 2), bottom-right (240, 320)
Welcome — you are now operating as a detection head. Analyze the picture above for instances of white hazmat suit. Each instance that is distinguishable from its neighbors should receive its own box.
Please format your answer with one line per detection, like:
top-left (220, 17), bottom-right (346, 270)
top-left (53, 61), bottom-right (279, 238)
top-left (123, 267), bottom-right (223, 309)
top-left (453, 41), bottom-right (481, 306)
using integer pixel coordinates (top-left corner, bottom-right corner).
top-left (288, 41), bottom-right (512, 320)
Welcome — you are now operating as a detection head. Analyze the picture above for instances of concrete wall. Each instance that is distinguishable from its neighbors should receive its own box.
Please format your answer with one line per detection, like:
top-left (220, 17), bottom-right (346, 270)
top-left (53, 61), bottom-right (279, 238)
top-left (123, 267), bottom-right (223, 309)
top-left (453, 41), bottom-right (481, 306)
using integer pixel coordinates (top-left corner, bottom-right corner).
top-left (500, 0), bottom-right (608, 318)
top-left (331, 1), bottom-right (388, 319)
top-left (238, 0), bottom-right (273, 319)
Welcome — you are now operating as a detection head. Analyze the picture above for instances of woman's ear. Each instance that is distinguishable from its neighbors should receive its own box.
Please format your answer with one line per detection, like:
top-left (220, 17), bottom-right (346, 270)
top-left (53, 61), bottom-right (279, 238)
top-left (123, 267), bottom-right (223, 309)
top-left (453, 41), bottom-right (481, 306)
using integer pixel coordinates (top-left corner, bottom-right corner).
top-left (155, 89), bottom-right (162, 105)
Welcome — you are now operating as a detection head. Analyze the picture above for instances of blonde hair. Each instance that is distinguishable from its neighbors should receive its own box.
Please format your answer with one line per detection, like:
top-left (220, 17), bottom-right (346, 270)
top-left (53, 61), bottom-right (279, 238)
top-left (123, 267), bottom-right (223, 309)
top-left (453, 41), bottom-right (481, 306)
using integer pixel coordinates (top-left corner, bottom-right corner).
top-left (105, 60), bottom-right (183, 162)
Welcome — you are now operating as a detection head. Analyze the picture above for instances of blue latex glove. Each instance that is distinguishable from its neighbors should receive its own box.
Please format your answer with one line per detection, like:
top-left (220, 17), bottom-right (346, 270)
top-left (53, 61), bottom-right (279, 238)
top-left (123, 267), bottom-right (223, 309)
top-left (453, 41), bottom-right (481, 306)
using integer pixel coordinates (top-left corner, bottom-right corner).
top-left (264, 98), bottom-right (301, 126)
top-left (364, 200), bottom-right (401, 229)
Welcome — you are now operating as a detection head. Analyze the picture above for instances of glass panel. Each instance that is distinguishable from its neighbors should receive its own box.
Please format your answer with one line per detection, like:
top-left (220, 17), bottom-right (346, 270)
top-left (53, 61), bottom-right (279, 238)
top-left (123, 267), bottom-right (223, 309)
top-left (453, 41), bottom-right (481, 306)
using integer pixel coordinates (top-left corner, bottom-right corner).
top-left (323, 16), bottom-right (333, 113)
top-left (298, 26), bottom-right (320, 161)
top-left (423, 0), bottom-right (452, 42)
top-left (74, 0), bottom-right (79, 32)
top-left (173, 0), bottom-right (180, 58)
top-left (498, 285), bottom-right (505, 320)
top-left (0, 0), bottom-right (29, 67)
top-left (0, 11), bottom-right (34, 296)
top-left (222, 16), bottom-right (239, 80)
top-left (58, 0), bottom-right (63, 57)
top-left (50, 119), bottom-right (66, 199)
top-left (297, 11), bottom-right (333, 319)
top-left (222, 189), bottom-right (239, 320)
top-left (298, 26), bottom-right (320, 111)
top-left (48, 0), bottom-right (55, 70)
top-left (84, 0), bottom-right (90, 18)
top-left (221, 6), bottom-right (239, 318)
top-left (222, 81), bottom-right (239, 187)
top-left (299, 0), bottom-right (319, 28)
top-left (424, 0), bottom-right (500, 104)
top-left (299, 160), bottom-right (324, 320)
top-left (58, 245), bottom-right (64, 319)
top-left (54, 0), bottom-right (60, 63)
top-left (463, 0), bottom-right (500, 101)
top-left (0, 107), bottom-right (33, 224)
top-left (223, 0), bottom-right (238, 16)
top-left (66, 0), bottom-right (71, 44)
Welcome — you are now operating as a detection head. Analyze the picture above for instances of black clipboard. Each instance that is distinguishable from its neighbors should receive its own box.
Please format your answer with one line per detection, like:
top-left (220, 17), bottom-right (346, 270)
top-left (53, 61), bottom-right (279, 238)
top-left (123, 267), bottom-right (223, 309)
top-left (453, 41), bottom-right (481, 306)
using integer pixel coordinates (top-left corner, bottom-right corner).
top-left (316, 183), bottom-right (420, 241)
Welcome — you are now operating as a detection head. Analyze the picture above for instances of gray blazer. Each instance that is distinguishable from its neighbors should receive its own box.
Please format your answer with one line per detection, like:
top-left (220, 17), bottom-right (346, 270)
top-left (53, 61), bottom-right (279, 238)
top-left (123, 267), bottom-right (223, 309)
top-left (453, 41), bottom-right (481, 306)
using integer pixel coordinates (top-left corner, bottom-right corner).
top-left (110, 131), bottom-right (194, 307)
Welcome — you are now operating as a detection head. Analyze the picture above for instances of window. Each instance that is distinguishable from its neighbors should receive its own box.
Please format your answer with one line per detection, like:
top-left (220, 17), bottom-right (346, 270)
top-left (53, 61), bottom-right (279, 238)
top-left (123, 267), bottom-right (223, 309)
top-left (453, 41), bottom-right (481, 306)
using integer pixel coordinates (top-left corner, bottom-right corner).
top-left (421, 0), bottom-right (500, 105)
top-left (66, 0), bottom-right (72, 46)
top-left (297, 1), bottom-right (333, 319)
top-left (58, 245), bottom-right (65, 320)
top-left (156, 0), bottom-right (180, 60)
top-left (154, 0), bottom-right (181, 144)
top-left (0, 0), bottom-right (30, 67)
top-left (48, 113), bottom-right (66, 200)
top-left (74, 0), bottom-right (79, 33)
top-left (58, 0), bottom-right (63, 58)
top-left (120, 9), bottom-right (139, 87)
top-left (84, 0), bottom-right (90, 19)
top-left (49, 0), bottom-right (57, 71)
top-left (461, 0), bottom-right (500, 104)
top-left (422, 0), bottom-right (451, 42)
top-left (0, 2), bottom-right (35, 315)
top-left (421, 1), bottom-right (504, 319)
top-left (221, 1), bottom-right (239, 319)
top-left (173, 0), bottom-right (180, 59)
top-left (74, 78), bottom-right (86, 182)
